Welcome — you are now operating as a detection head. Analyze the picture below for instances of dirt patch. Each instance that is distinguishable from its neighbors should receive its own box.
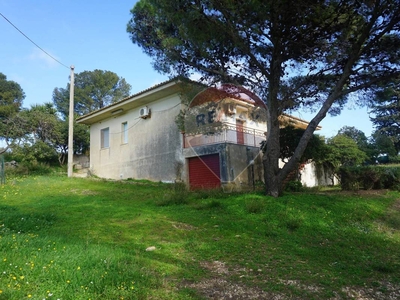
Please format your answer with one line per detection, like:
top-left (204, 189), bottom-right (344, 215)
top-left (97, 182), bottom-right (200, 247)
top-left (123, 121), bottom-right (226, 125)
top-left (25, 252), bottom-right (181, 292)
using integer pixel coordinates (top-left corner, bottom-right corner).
top-left (172, 222), bottom-right (197, 231)
top-left (336, 282), bottom-right (400, 300)
top-left (182, 261), bottom-right (283, 299)
top-left (184, 278), bottom-right (284, 300)
top-left (200, 261), bottom-right (230, 274)
top-left (183, 261), bottom-right (400, 300)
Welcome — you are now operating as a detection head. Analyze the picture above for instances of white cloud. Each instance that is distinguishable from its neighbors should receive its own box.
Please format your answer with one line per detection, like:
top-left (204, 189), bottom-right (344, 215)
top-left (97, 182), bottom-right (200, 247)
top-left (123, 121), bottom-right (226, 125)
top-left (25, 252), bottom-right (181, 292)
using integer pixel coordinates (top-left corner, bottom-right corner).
top-left (27, 48), bottom-right (60, 68)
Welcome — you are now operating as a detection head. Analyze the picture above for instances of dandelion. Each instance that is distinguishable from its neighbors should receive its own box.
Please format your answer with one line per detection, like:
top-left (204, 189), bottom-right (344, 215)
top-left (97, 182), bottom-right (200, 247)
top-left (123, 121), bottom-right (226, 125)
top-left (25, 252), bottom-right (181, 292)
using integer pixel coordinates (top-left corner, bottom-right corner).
top-left (77, 266), bottom-right (81, 270)
top-left (27, 295), bottom-right (32, 298)
top-left (66, 280), bottom-right (70, 284)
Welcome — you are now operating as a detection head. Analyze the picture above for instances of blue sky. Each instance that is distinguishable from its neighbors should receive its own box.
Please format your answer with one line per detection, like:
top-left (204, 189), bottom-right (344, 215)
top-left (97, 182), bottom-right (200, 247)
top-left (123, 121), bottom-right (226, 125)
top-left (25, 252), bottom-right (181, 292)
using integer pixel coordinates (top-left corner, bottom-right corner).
top-left (1, 0), bottom-right (374, 138)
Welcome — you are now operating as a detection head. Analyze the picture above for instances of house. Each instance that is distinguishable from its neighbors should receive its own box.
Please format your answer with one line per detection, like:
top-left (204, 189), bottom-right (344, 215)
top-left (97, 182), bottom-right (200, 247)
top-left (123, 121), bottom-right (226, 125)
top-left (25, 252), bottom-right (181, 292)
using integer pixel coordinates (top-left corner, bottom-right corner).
top-left (76, 78), bottom-right (326, 189)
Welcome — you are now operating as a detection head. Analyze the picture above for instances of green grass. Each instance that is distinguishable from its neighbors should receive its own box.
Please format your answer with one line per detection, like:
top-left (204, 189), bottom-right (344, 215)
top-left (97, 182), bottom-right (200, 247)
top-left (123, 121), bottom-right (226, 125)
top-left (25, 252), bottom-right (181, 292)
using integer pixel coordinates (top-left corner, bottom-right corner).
top-left (1, 174), bottom-right (400, 299)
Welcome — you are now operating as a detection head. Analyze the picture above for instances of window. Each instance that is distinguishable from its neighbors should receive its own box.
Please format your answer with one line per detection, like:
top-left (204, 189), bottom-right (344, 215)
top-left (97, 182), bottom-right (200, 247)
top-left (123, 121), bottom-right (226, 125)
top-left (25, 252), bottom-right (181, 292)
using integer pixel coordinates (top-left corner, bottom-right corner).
top-left (101, 127), bottom-right (109, 148)
top-left (121, 122), bottom-right (128, 144)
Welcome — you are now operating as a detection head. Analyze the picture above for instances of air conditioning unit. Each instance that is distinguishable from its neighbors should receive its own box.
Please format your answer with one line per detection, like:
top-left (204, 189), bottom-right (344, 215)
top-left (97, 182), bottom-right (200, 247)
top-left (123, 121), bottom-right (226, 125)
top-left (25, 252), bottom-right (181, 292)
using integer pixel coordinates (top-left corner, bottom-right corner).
top-left (139, 106), bottom-right (150, 118)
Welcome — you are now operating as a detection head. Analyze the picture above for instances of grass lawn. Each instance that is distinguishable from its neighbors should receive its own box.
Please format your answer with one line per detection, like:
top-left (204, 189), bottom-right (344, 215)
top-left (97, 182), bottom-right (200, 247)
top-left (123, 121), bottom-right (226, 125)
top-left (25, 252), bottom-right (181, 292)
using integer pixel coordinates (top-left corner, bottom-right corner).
top-left (1, 174), bottom-right (400, 299)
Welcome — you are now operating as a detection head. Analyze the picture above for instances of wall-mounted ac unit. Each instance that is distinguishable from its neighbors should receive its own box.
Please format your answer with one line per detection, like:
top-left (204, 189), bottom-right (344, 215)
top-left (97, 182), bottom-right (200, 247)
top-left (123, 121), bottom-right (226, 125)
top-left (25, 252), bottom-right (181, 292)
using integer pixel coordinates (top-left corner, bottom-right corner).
top-left (139, 106), bottom-right (150, 118)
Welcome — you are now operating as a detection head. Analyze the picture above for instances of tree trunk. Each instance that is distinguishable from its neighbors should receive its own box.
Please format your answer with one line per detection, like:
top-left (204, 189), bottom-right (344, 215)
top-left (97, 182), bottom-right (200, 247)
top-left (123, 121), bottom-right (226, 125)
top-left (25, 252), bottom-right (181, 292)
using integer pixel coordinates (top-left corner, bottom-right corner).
top-left (263, 39), bottom-right (284, 197)
top-left (263, 121), bottom-right (282, 197)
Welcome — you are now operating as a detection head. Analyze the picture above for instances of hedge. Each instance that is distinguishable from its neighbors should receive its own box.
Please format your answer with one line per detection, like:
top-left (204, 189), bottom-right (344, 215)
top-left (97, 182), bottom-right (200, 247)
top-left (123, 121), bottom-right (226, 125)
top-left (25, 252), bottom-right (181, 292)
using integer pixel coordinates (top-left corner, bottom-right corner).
top-left (339, 165), bottom-right (400, 191)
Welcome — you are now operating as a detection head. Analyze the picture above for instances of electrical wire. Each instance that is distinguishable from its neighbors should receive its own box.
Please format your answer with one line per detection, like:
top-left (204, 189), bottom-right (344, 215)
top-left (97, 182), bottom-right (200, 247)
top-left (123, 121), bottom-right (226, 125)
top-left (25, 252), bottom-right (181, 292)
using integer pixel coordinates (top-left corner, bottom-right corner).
top-left (0, 12), bottom-right (70, 69)
top-left (110, 118), bottom-right (142, 135)
top-left (110, 103), bottom-right (182, 135)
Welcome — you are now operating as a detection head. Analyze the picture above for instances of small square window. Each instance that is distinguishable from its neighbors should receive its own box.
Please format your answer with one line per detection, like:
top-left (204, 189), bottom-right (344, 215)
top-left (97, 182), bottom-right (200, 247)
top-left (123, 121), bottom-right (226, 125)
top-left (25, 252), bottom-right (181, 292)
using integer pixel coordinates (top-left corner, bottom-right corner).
top-left (101, 127), bottom-right (109, 148)
top-left (122, 122), bottom-right (128, 144)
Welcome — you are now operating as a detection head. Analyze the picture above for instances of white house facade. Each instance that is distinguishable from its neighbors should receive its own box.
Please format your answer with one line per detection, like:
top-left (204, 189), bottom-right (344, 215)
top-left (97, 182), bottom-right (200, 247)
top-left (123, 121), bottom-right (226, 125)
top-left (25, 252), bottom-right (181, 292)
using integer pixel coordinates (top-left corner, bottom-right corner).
top-left (77, 79), bottom-right (328, 190)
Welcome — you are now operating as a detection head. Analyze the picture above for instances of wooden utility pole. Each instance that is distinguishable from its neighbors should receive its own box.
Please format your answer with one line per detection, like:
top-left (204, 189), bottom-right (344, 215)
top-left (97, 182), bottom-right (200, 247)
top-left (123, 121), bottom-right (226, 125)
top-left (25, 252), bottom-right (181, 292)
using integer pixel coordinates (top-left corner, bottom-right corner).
top-left (67, 65), bottom-right (75, 177)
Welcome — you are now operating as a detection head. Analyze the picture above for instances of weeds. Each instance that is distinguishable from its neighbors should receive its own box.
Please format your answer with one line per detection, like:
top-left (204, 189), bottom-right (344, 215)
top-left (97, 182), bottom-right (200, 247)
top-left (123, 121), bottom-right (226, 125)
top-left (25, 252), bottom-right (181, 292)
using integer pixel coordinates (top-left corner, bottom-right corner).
top-left (245, 197), bottom-right (265, 214)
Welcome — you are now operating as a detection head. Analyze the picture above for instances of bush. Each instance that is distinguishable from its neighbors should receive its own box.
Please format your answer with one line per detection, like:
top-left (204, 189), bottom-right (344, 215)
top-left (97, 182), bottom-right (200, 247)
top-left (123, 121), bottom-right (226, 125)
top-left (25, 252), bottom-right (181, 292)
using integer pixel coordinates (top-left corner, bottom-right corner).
top-left (5, 161), bottom-right (53, 177)
top-left (340, 165), bottom-right (400, 191)
top-left (380, 167), bottom-right (400, 190)
top-left (285, 180), bottom-right (303, 192)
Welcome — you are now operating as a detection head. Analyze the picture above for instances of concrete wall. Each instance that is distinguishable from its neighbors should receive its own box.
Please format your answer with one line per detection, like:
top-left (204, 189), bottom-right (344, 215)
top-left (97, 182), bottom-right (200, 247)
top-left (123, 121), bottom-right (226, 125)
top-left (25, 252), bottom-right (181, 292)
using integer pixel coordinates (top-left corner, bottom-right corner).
top-left (89, 94), bottom-right (184, 181)
top-left (300, 162), bottom-right (338, 187)
top-left (224, 144), bottom-right (263, 189)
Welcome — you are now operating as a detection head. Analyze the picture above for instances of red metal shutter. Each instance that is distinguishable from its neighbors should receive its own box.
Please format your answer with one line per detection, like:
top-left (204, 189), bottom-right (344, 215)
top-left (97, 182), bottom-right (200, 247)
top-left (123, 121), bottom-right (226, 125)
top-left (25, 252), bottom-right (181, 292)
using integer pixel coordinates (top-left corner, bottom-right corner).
top-left (189, 154), bottom-right (220, 189)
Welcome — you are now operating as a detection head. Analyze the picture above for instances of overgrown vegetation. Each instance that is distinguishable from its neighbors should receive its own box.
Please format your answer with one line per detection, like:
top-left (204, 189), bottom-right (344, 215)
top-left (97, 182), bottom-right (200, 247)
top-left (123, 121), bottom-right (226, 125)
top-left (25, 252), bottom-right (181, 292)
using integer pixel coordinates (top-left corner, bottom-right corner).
top-left (340, 165), bottom-right (400, 191)
top-left (1, 174), bottom-right (400, 299)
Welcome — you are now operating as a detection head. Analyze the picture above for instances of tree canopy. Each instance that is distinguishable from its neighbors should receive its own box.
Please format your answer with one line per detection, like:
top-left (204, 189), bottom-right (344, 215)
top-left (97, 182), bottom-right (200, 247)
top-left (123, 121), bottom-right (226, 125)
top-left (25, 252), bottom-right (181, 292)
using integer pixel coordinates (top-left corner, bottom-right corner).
top-left (275, 126), bottom-right (325, 163)
top-left (53, 69), bottom-right (132, 118)
top-left (370, 79), bottom-right (400, 152)
top-left (127, 0), bottom-right (400, 196)
top-left (328, 134), bottom-right (368, 167)
top-left (0, 73), bottom-right (26, 153)
top-left (0, 73), bottom-right (25, 119)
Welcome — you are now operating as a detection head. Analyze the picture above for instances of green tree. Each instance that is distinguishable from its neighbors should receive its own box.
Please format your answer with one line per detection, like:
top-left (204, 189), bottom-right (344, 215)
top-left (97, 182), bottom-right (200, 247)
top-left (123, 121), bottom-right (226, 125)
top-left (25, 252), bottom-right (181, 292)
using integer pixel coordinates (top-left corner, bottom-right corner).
top-left (275, 126), bottom-right (325, 163)
top-left (127, 0), bottom-right (400, 196)
top-left (0, 73), bottom-right (24, 119)
top-left (323, 134), bottom-right (368, 172)
top-left (53, 69), bottom-right (132, 118)
top-left (14, 103), bottom-right (61, 165)
top-left (0, 73), bottom-right (26, 153)
top-left (371, 130), bottom-right (398, 163)
top-left (19, 103), bottom-right (89, 165)
top-left (369, 79), bottom-right (400, 152)
top-left (338, 126), bottom-right (369, 151)
top-left (337, 126), bottom-right (377, 163)
top-left (21, 103), bottom-right (61, 144)
top-left (55, 116), bottom-right (90, 165)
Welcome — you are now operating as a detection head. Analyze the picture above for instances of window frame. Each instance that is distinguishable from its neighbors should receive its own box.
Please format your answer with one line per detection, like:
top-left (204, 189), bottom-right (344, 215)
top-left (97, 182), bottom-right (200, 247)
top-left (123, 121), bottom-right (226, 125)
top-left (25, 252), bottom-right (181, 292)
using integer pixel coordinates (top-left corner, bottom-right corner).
top-left (121, 122), bottom-right (128, 144)
top-left (100, 127), bottom-right (110, 149)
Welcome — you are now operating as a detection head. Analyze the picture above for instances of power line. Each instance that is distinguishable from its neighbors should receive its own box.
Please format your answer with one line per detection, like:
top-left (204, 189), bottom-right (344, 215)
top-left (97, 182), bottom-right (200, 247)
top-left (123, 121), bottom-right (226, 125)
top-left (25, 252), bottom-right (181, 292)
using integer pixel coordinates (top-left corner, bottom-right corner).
top-left (0, 12), bottom-right (70, 69)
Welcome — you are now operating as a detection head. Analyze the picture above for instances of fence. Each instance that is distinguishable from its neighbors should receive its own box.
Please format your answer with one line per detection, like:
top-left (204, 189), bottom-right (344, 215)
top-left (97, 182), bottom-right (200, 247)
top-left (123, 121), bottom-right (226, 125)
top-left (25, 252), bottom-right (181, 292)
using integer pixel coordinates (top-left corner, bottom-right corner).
top-left (183, 124), bottom-right (266, 148)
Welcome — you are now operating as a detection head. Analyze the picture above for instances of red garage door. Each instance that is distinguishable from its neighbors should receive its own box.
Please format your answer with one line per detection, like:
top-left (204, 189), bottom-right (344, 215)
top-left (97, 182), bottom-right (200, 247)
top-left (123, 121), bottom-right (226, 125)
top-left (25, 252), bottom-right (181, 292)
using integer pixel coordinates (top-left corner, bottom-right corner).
top-left (189, 154), bottom-right (220, 189)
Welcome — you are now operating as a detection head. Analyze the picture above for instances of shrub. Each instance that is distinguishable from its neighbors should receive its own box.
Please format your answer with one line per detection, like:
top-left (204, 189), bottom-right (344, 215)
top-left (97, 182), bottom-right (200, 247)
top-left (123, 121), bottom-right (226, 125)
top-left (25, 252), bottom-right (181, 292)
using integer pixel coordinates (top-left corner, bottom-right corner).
top-left (362, 167), bottom-right (383, 190)
top-left (285, 180), bottom-right (303, 192)
top-left (340, 165), bottom-right (400, 191)
top-left (381, 167), bottom-right (400, 190)
top-left (340, 167), bottom-right (362, 190)
top-left (5, 161), bottom-right (53, 177)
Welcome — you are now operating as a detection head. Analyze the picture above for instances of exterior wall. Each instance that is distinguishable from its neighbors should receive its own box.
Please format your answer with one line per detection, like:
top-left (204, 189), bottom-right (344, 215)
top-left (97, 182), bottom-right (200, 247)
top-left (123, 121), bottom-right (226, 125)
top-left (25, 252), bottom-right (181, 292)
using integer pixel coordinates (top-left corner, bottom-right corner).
top-left (300, 162), bottom-right (338, 187)
top-left (89, 94), bottom-right (184, 181)
top-left (279, 160), bottom-right (338, 188)
top-left (73, 154), bottom-right (89, 168)
top-left (224, 144), bottom-right (263, 189)
top-left (183, 143), bottom-right (263, 190)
